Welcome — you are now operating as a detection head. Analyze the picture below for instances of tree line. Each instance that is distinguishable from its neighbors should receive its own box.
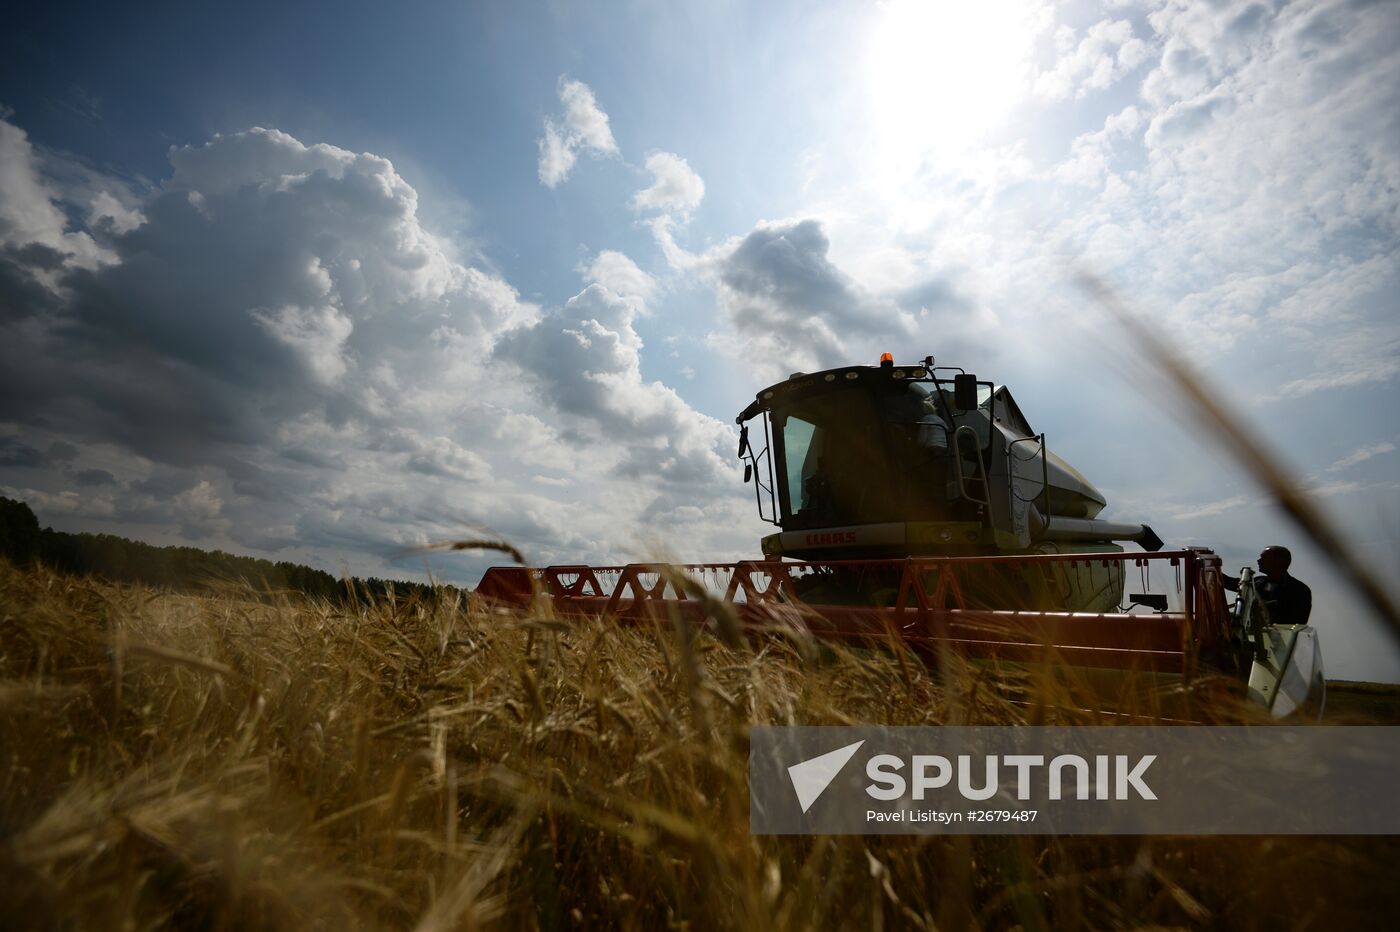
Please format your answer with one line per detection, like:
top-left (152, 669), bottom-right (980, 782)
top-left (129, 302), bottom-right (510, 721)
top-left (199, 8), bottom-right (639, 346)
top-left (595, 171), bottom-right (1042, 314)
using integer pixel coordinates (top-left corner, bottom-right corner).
top-left (0, 496), bottom-right (455, 604)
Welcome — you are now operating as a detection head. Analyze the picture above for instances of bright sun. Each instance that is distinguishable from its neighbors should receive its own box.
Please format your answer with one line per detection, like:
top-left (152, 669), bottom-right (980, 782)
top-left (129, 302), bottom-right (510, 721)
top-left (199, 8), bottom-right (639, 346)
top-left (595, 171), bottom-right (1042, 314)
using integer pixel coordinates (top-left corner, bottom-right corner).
top-left (864, 0), bottom-right (1042, 177)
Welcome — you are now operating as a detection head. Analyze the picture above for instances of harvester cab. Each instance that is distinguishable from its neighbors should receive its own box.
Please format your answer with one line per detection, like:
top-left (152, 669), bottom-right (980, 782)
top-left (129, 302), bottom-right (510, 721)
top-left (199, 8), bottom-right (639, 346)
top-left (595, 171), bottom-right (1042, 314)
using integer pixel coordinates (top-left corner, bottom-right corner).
top-left (736, 353), bottom-right (1164, 562)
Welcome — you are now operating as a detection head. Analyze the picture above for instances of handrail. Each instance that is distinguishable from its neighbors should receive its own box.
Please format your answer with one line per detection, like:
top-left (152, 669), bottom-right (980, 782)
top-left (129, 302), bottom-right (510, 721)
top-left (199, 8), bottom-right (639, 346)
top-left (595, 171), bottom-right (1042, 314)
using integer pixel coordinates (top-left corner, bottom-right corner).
top-left (1007, 432), bottom-right (1050, 521)
top-left (952, 424), bottom-right (992, 507)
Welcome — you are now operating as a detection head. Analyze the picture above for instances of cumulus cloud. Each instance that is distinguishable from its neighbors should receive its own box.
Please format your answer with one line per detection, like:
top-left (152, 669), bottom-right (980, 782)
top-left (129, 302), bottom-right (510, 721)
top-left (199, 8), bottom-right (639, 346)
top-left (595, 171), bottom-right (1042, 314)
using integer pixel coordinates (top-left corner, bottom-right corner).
top-left (558, 79), bottom-right (618, 153)
top-left (537, 77), bottom-right (619, 188)
top-left (495, 280), bottom-right (736, 487)
top-left (0, 117), bottom-right (759, 578)
top-left (1028, 0), bottom-right (1400, 383)
top-left (537, 124), bottom-right (576, 190)
top-left (580, 249), bottom-right (656, 308)
top-left (699, 219), bottom-right (917, 379)
top-left (1034, 19), bottom-right (1152, 101)
top-left (0, 122), bottom-right (74, 249)
top-left (1053, 104), bottom-right (1143, 188)
top-left (0, 120), bottom-right (112, 276)
top-left (250, 302), bottom-right (355, 384)
top-left (88, 190), bottom-right (144, 234)
top-left (631, 151), bottom-right (705, 214)
top-left (401, 435), bottom-right (492, 481)
top-left (0, 125), bottom-right (537, 471)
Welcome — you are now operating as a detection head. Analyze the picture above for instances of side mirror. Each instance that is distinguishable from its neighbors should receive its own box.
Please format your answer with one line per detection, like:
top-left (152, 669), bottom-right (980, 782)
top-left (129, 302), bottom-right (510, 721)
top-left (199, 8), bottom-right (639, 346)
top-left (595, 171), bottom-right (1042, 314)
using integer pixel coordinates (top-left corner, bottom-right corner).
top-left (953, 373), bottom-right (979, 410)
top-left (743, 463), bottom-right (753, 483)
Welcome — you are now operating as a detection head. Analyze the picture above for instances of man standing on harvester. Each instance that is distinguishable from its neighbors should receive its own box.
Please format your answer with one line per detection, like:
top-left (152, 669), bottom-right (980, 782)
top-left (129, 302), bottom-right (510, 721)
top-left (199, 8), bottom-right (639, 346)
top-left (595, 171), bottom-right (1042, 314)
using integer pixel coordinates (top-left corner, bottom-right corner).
top-left (1226, 545), bottom-right (1312, 626)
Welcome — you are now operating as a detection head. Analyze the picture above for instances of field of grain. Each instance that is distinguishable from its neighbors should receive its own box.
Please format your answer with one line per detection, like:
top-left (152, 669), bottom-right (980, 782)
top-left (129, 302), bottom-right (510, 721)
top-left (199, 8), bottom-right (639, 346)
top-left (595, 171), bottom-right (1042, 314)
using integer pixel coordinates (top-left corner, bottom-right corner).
top-left (2, 558), bottom-right (1397, 930)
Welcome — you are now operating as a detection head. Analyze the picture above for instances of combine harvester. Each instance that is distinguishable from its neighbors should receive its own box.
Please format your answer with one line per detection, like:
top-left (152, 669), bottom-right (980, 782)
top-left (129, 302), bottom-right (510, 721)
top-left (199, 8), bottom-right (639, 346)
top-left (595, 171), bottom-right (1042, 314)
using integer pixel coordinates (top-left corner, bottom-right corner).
top-left (479, 355), bottom-right (1324, 718)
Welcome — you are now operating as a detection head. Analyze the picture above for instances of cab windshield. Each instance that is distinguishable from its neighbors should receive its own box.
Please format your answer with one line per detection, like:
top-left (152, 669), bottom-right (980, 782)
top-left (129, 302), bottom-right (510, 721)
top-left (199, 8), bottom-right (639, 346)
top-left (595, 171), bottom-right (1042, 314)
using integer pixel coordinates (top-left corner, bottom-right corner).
top-left (776, 388), bottom-right (893, 529)
top-left (772, 379), bottom-right (992, 529)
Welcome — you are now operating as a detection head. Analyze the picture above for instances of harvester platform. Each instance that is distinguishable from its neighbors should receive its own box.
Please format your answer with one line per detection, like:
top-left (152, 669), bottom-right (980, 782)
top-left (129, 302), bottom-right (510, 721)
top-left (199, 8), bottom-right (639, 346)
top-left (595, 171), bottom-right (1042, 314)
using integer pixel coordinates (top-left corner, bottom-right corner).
top-left (476, 549), bottom-right (1232, 677)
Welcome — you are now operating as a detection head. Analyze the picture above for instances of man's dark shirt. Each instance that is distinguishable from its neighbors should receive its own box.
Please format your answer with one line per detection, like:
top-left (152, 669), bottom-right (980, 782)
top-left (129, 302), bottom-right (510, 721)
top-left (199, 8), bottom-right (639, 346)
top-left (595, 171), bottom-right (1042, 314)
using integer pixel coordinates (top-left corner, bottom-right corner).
top-left (1224, 572), bottom-right (1313, 626)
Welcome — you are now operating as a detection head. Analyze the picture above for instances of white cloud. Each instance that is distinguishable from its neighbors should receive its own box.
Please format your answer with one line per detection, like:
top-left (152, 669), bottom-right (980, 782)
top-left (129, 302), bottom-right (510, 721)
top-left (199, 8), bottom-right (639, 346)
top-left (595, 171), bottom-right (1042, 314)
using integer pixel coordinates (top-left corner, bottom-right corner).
top-left (1271, 359), bottom-right (1400, 400)
top-left (251, 301), bottom-right (355, 384)
top-left (537, 123), bottom-right (576, 189)
top-left (495, 282), bottom-right (737, 487)
top-left (0, 121), bottom-right (73, 249)
top-left (0, 485), bottom-right (116, 519)
top-left (580, 249), bottom-right (656, 309)
top-left (1034, 19), bottom-right (1152, 101)
top-left (558, 78), bottom-right (618, 154)
top-left (0, 120), bottom-right (113, 275)
top-left (0, 118), bottom-right (760, 577)
top-left (1019, 0), bottom-right (1400, 386)
top-left (536, 77), bottom-right (619, 188)
top-left (631, 151), bottom-right (705, 214)
top-left (1327, 441), bottom-right (1397, 473)
top-left (1164, 495), bottom-right (1250, 521)
top-left (88, 190), bottom-right (145, 234)
top-left (1053, 104), bottom-right (1144, 187)
top-left (402, 435), bottom-right (492, 482)
top-left (1305, 479), bottom-right (1363, 499)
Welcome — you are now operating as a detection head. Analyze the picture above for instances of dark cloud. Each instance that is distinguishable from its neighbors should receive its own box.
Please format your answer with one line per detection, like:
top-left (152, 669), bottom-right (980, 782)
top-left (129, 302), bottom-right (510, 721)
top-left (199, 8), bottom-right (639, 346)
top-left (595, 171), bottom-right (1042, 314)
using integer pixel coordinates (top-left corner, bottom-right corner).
top-left (0, 245), bottom-right (65, 325)
top-left (129, 472), bottom-right (202, 499)
top-left (46, 440), bottom-right (79, 462)
top-left (8, 242), bottom-right (70, 271)
top-left (73, 467), bottom-right (115, 486)
top-left (0, 436), bottom-right (45, 467)
top-left (709, 219), bottom-right (915, 376)
top-left (720, 220), bottom-right (864, 321)
top-left (279, 446), bottom-right (345, 470)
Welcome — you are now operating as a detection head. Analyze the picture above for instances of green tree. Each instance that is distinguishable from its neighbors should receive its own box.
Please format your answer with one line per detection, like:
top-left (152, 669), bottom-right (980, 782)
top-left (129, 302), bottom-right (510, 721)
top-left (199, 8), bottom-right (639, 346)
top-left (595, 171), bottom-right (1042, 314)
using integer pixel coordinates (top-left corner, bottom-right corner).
top-left (0, 497), bottom-right (42, 565)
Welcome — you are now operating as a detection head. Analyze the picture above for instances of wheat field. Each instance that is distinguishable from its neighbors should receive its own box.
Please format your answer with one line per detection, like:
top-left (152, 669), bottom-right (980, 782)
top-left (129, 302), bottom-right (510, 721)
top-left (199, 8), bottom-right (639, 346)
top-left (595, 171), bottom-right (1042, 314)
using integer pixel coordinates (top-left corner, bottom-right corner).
top-left (2, 558), bottom-right (1397, 930)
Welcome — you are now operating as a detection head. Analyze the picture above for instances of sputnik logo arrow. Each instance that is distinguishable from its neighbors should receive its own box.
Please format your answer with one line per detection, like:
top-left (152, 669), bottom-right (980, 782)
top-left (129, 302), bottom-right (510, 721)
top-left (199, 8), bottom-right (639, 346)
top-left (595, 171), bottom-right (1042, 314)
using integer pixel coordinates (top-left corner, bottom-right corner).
top-left (787, 740), bottom-right (865, 813)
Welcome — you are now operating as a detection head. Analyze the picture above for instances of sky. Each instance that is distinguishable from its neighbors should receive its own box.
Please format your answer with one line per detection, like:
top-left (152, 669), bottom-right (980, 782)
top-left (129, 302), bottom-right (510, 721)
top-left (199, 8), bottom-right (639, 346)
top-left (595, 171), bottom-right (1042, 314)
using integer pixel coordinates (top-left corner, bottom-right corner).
top-left (1, 0), bottom-right (1397, 680)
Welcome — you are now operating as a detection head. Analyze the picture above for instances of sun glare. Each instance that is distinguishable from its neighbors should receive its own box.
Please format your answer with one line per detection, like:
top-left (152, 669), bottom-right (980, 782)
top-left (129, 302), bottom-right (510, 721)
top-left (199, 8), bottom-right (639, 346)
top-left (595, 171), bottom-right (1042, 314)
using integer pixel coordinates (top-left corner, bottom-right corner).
top-left (864, 0), bottom-right (1042, 178)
